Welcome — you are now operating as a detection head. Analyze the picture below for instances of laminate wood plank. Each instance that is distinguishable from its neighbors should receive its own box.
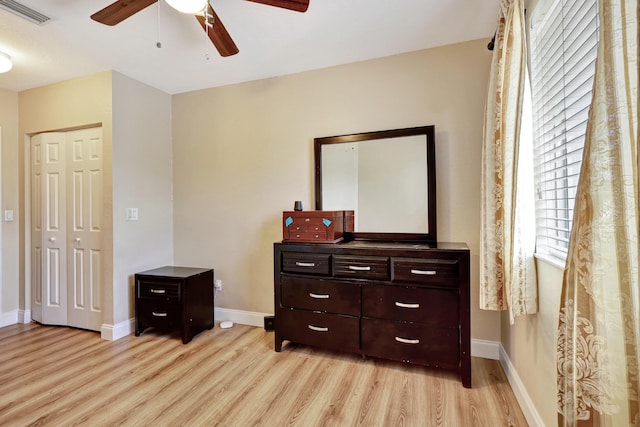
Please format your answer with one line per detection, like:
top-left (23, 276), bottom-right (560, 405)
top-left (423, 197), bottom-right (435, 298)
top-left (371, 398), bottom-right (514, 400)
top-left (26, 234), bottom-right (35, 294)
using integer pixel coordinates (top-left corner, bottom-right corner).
top-left (1, 334), bottom-right (170, 424)
top-left (0, 323), bottom-right (529, 426)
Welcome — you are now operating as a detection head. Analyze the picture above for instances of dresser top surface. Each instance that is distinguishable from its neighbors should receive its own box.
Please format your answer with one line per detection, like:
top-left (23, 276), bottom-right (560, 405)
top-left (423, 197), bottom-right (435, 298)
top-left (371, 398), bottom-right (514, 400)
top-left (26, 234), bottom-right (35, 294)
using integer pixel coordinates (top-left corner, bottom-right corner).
top-left (135, 266), bottom-right (213, 278)
top-left (276, 240), bottom-right (468, 251)
top-left (340, 240), bottom-right (468, 251)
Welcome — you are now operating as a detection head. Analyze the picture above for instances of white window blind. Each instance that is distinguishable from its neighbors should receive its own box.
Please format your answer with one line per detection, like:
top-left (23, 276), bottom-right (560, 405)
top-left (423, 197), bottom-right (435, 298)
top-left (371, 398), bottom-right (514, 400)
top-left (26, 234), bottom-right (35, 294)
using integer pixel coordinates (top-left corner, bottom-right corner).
top-left (530, 0), bottom-right (599, 259)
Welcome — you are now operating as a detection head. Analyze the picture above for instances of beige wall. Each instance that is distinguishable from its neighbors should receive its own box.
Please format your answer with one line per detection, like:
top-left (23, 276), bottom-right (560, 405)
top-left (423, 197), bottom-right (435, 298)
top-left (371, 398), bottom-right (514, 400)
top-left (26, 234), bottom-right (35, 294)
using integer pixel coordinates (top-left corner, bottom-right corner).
top-left (16, 71), bottom-right (173, 333)
top-left (111, 72), bottom-right (173, 326)
top-left (0, 88), bottom-right (19, 322)
top-left (172, 38), bottom-right (500, 342)
top-left (18, 71), bottom-right (114, 325)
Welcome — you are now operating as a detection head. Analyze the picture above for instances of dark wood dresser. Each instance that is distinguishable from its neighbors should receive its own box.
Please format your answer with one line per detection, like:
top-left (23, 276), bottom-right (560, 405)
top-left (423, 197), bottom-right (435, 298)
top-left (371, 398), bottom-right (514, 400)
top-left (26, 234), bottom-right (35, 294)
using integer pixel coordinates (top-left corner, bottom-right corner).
top-left (273, 240), bottom-right (471, 388)
top-left (135, 266), bottom-right (214, 344)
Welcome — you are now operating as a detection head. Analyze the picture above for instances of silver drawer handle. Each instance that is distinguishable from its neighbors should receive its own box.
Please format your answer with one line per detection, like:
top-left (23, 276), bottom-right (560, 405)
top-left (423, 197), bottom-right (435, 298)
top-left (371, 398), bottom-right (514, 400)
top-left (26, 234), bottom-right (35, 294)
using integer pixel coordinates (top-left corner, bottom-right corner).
top-left (308, 325), bottom-right (329, 332)
top-left (395, 302), bottom-right (420, 309)
top-left (150, 289), bottom-right (166, 294)
top-left (395, 336), bottom-right (420, 344)
top-left (410, 269), bottom-right (437, 276)
top-left (309, 293), bottom-right (330, 299)
top-left (152, 312), bottom-right (168, 317)
top-left (348, 265), bottom-right (371, 271)
top-left (295, 261), bottom-right (316, 267)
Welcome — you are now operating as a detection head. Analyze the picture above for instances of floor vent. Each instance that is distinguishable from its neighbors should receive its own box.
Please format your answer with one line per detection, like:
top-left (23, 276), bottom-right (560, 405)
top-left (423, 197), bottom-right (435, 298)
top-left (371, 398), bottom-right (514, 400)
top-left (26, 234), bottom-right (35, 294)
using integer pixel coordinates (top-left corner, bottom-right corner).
top-left (0, 0), bottom-right (51, 25)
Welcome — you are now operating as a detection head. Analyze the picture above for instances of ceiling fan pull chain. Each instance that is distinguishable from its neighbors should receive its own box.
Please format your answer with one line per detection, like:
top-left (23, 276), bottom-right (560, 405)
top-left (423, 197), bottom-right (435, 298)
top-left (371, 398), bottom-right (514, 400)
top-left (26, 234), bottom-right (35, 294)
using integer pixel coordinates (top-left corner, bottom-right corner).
top-left (156, 0), bottom-right (162, 48)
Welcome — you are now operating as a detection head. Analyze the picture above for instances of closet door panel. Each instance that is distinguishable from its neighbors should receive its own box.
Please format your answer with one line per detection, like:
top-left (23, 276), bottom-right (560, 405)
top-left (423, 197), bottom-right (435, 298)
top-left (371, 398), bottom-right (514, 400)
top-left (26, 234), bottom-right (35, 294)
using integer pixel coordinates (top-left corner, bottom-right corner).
top-left (30, 128), bottom-right (103, 332)
top-left (67, 127), bottom-right (103, 331)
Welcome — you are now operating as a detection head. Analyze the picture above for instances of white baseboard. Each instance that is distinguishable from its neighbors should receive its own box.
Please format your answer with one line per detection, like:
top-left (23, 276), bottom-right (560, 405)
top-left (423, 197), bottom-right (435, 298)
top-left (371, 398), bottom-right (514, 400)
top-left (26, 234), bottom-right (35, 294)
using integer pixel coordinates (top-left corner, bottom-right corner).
top-left (101, 318), bottom-right (134, 341)
top-left (97, 311), bottom-right (506, 350)
top-left (18, 310), bottom-right (31, 324)
top-left (98, 308), bottom-right (271, 341)
top-left (471, 338), bottom-right (500, 360)
top-left (0, 310), bottom-right (18, 327)
top-left (499, 344), bottom-right (545, 427)
top-left (215, 307), bottom-right (271, 328)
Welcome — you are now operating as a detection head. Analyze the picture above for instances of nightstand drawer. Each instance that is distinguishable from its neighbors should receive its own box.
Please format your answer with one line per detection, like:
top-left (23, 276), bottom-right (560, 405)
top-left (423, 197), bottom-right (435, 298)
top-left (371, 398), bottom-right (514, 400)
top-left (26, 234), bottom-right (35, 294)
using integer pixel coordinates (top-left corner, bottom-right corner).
top-left (334, 255), bottom-right (389, 280)
top-left (138, 280), bottom-right (181, 301)
top-left (362, 285), bottom-right (458, 325)
top-left (280, 276), bottom-right (360, 316)
top-left (361, 318), bottom-right (459, 369)
top-left (392, 258), bottom-right (459, 287)
top-left (282, 252), bottom-right (331, 275)
top-left (136, 301), bottom-right (181, 330)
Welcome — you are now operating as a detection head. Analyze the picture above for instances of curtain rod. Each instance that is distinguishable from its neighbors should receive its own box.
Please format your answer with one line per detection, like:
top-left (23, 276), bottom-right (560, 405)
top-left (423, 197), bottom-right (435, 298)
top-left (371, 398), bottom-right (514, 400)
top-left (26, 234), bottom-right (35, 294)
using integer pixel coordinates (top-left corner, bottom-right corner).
top-left (487, 33), bottom-right (496, 51)
top-left (488, 8), bottom-right (526, 51)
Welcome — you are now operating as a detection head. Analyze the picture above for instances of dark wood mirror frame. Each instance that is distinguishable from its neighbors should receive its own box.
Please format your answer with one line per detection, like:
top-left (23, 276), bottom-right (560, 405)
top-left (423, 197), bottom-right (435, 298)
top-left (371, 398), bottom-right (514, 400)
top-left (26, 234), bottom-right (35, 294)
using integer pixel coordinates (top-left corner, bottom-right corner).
top-left (314, 126), bottom-right (437, 242)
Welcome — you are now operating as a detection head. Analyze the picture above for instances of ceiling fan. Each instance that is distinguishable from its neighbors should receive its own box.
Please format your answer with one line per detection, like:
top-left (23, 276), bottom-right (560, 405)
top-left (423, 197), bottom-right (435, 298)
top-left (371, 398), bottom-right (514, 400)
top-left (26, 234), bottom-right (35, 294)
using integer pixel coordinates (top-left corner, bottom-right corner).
top-left (91, 0), bottom-right (310, 57)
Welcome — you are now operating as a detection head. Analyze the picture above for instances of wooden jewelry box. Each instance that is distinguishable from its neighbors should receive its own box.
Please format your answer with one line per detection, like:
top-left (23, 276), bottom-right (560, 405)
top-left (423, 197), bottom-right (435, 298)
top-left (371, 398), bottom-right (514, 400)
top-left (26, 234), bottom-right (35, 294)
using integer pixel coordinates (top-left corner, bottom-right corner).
top-left (282, 210), bottom-right (354, 243)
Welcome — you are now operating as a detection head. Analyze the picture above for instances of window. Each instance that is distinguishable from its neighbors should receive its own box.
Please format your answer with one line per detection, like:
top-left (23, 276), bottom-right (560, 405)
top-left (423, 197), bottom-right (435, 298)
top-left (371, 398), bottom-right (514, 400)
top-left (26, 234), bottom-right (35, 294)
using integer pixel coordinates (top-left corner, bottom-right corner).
top-left (529, 0), bottom-right (599, 259)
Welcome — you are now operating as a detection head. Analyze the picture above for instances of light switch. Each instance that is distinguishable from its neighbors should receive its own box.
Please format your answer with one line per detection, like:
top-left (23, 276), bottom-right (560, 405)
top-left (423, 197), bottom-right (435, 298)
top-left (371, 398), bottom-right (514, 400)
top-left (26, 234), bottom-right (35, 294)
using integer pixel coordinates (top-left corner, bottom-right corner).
top-left (126, 208), bottom-right (139, 221)
top-left (4, 210), bottom-right (14, 222)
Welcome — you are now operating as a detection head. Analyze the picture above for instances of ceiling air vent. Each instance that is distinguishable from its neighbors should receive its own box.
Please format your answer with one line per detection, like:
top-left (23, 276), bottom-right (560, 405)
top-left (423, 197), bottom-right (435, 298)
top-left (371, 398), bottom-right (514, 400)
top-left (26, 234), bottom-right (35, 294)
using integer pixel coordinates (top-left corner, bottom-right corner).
top-left (0, 0), bottom-right (50, 25)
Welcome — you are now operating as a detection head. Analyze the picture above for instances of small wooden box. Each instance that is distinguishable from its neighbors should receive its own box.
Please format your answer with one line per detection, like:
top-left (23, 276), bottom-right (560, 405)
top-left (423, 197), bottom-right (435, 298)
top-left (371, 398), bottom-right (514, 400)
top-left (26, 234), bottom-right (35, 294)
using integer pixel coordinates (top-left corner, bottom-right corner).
top-left (283, 210), bottom-right (354, 243)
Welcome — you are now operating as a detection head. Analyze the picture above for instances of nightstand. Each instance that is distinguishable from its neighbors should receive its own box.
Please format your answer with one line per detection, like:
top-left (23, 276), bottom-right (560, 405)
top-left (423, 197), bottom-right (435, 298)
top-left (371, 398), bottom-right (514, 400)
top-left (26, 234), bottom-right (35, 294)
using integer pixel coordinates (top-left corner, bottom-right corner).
top-left (134, 266), bottom-right (214, 343)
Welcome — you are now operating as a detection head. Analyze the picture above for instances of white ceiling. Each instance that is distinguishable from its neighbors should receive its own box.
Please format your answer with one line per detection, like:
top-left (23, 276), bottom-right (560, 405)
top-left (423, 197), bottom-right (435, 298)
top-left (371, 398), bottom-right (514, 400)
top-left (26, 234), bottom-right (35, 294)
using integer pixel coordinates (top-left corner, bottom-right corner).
top-left (0, 0), bottom-right (500, 95)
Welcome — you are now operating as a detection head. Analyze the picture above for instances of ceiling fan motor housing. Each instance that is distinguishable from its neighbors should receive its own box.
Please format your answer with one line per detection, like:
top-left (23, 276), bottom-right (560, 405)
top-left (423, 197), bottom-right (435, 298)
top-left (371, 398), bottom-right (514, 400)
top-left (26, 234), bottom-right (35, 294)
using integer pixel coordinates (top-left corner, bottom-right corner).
top-left (91, 0), bottom-right (310, 57)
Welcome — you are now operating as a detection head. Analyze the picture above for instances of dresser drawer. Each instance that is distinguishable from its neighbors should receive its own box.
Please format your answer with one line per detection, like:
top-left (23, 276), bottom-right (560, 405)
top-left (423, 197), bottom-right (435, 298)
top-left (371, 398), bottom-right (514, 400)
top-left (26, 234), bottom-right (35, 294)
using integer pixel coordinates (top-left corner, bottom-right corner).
top-left (136, 301), bottom-right (181, 330)
top-left (334, 255), bottom-right (390, 280)
top-left (362, 285), bottom-right (459, 325)
top-left (278, 308), bottom-right (360, 353)
top-left (361, 318), bottom-right (459, 369)
top-left (137, 280), bottom-right (181, 301)
top-left (282, 252), bottom-right (331, 275)
top-left (281, 276), bottom-right (360, 316)
top-left (392, 258), bottom-right (459, 287)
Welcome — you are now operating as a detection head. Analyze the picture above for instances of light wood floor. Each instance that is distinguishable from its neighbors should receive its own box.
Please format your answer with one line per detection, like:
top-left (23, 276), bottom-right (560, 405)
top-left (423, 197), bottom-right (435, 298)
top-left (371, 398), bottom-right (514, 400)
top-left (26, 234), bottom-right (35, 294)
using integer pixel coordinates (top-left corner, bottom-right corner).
top-left (0, 322), bottom-right (528, 426)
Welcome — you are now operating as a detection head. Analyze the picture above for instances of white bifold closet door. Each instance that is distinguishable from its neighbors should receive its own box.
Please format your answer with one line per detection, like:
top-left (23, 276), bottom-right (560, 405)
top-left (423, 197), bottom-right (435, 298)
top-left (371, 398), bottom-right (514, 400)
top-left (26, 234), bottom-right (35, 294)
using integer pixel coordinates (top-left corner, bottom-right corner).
top-left (31, 127), bottom-right (103, 332)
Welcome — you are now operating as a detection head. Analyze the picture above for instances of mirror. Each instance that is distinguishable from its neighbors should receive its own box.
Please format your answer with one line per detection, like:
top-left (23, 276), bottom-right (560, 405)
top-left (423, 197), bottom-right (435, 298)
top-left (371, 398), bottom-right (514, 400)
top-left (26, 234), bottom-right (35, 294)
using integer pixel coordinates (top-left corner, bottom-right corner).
top-left (314, 126), bottom-right (436, 242)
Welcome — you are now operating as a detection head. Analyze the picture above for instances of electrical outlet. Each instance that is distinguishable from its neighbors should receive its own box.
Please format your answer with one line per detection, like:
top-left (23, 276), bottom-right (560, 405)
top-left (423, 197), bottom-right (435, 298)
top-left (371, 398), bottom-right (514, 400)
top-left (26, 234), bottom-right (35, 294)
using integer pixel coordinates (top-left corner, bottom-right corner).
top-left (214, 279), bottom-right (222, 291)
top-left (264, 316), bottom-right (275, 331)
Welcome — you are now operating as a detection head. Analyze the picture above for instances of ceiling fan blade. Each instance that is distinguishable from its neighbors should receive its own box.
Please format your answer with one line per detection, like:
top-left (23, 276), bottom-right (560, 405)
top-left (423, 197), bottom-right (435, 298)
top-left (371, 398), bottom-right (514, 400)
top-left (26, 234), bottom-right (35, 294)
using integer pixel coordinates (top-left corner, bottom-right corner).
top-left (196, 5), bottom-right (239, 57)
top-left (245, 0), bottom-right (309, 13)
top-left (91, 0), bottom-right (158, 26)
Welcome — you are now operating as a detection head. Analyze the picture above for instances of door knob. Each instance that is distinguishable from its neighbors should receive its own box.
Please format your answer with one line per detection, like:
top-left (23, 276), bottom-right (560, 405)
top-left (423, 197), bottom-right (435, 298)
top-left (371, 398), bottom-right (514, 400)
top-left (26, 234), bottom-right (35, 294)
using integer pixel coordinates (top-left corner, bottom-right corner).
top-left (48, 237), bottom-right (56, 243)
top-left (75, 237), bottom-right (81, 243)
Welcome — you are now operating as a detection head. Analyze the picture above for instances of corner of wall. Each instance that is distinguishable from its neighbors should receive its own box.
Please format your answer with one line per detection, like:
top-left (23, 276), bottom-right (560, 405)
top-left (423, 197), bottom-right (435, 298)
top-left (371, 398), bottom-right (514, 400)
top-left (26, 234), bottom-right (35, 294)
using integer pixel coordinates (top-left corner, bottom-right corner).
top-left (499, 343), bottom-right (546, 427)
top-left (101, 318), bottom-right (134, 341)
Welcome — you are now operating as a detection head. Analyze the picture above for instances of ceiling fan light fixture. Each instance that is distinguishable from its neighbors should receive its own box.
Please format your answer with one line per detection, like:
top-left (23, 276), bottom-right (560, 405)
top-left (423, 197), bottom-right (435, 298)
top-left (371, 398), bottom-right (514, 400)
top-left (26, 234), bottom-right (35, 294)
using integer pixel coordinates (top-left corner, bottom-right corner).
top-left (165, 0), bottom-right (208, 14)
top-left (0, 51), bottom-right (12, 73)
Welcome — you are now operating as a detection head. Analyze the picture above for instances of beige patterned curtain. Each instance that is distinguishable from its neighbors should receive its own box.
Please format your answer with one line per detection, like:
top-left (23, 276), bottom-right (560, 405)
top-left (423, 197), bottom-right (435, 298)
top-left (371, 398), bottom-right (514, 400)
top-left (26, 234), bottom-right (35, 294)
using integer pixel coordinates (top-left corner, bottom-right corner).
top-left (557, 0), bottom-right (639, 425)
top-left (480, 0), bottom-right (538, 323)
